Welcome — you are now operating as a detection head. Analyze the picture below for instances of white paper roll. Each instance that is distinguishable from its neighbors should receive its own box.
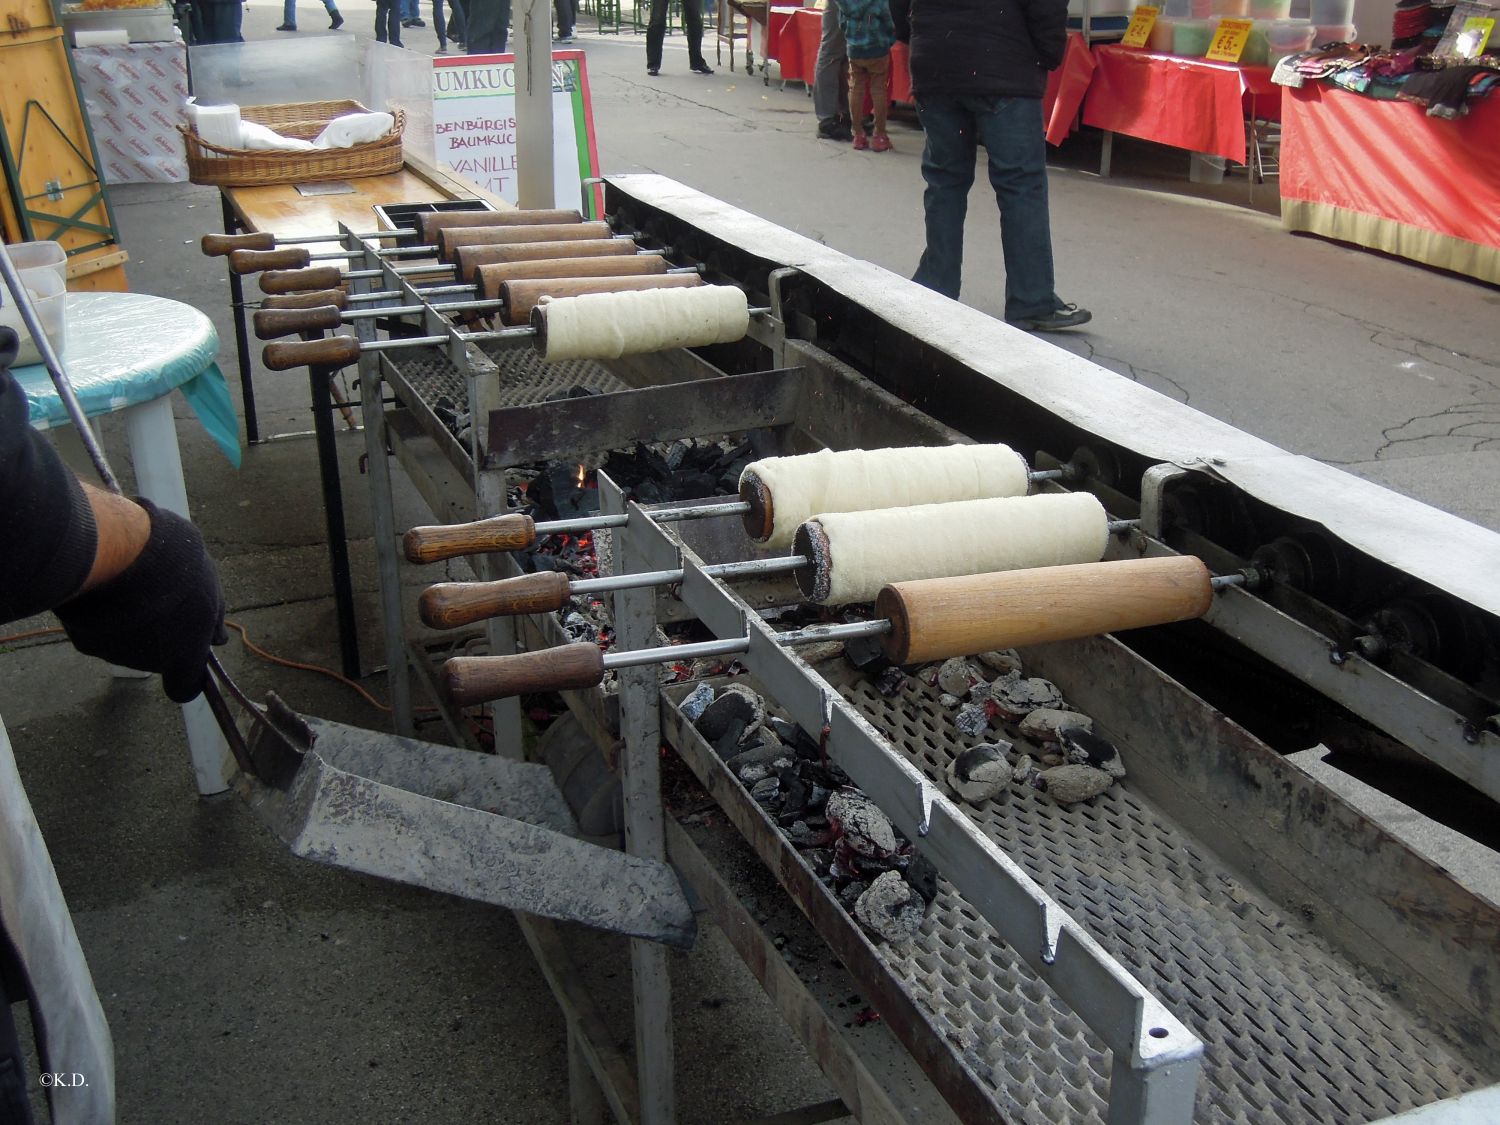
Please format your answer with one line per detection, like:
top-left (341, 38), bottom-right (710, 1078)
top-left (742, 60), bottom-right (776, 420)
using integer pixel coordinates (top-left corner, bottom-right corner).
top-left (538, 285), bottom-right (749, 361)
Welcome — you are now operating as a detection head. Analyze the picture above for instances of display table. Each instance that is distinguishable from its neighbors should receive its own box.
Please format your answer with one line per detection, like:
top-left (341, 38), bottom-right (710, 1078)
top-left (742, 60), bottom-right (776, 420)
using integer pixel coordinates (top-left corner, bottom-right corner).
top-left (1280, 83), bottom-right (1500, 286)
top-left (1083, 44), bottom-right (1279, 168)
top-left (72, 40), bottom-right (190, 185)
top-left (15, 292), bottom-right (239, 796)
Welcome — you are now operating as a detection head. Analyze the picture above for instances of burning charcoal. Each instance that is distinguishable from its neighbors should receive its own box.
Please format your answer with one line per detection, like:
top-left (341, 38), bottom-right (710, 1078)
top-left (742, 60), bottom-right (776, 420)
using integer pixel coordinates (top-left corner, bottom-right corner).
top-left (826, 789), bottom-right (897, 859)
top-left (876, 666), bottom-right (908, 698)
top-left (939, 693), bottom-right (962, 711)
top-left (1012, 754), bottom-right (1038, 786)
top-left (843, 632), bottom-right (890, 674)
top-left (679, 682), bottom-right (716, 724)
top-left (904, 851), bottom-right (939, 902)
top-left (750, 777), bottom-right (781, 804)
top-left (855, 871), bottom-right (928, 944)
top-left (945, 742), bottom-right (1014, 803)
top-left (804, 848), bottom-right (834, 875)
top-left (562, 612), bottom-right (598, 643)
top-left (1018, 707), bottom-right (1093, 746)
top-left (989, 676), bottom-right (1065, 722)
top-left (697, 690), bottom-right (757, 749)
top-left (769, 717), bottom-right (801, 745)
top-left (739, 764), bottom-right (771, 785)
top-left (953, 702), bottom-right (993, 741)
top-left (797, 641), bottom-right (846, 666)
top-left (724, 743), bottom-right (791, 775)
top-left (771, 756), bottom-right (794, 772)
top-left (977, 649), bottom-right (1023, 676)
top-left (777, 770), bottom-right (812, 822)
top-left (839, 881), bottom-right (868, 909)
top-left (937, 657), bottom-right (985, 697)
top-left (723, 684), bottom-right (766, 736)
top-left (806, 783), bottom-right (830, 813)
top-left (664, 440), bottom-right (691, 470)
top-left (787, 820), bottom-right (833, 848)
top-left (1040, 753), bottom-right (1064, 768)
top-left (1035, 763), bottom-right (1114, 805)
top-left (1060, 727), bottom-right (1125, 779)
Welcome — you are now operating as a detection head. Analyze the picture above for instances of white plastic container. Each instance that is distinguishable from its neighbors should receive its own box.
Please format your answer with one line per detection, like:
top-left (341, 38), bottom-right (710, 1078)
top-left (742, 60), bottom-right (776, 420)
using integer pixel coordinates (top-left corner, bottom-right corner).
top-left (0, 269), bottom-right (67, 367)
top-left (1313, 21), bottom-right (1356, 41)
top-left (6, 241), bottom-right (67, 288)
top-left (1309, 0), bottom-right (1354, 25)
top-left (1266, 16), bottom-right (1316, 51)
top-left (62, 3), bottom-right (176, 44)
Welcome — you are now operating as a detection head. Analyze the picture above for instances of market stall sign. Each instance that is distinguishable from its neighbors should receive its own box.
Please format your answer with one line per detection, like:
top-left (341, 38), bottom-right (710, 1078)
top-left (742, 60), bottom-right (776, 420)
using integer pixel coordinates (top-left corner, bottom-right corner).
top-left (1121, 6), bottom-right (1159, 48)
top-left (1206, 18), bottom-right (1253, 62)
top-left (431, 50), bottom-right (603, 218)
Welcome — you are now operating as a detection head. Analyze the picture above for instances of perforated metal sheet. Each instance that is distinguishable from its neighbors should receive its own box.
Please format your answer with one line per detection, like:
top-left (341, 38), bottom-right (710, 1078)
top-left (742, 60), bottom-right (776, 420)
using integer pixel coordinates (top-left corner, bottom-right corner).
top-left (388, 339), bottom-right (630, 414)
top-left (828, 671), bottom-right (1487, 1124)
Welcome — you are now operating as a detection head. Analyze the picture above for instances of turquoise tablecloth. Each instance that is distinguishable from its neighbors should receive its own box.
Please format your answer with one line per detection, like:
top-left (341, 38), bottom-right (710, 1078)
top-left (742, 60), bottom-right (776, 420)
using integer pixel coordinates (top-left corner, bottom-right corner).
top-left (12, 292), bottom-right (240, 467)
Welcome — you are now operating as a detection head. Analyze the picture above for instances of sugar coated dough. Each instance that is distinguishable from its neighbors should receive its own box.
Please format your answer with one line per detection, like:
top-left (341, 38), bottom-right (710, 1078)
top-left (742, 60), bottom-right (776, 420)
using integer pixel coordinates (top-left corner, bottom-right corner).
top-left (816, 491), bottom-right (1108, 605)
top-left (539, 285), bottom-right (750, 361)
top-left (744, 444), bottom-right (1031, 548)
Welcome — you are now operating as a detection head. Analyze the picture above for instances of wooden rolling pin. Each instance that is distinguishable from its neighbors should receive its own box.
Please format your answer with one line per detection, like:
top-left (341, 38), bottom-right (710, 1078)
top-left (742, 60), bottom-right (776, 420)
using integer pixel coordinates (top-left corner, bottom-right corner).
top-left (446, 642), bottom-right (606, 704)
top-left (418, 207), bottom-right (582, 245)
top-left (499, 272), bottom-right (701, 326)
top-left (421, 572), bottom-right (572, 629)
top-left (260, 266), bottom-right (343, 295)
top-left (404, 514), bottom-right (537, 564)
top-left (260, 287), bottom-right (348, 311)
top-left (455, 237), bottom-right (640, 278)
top-left (438, 220), bottom-right (613, 260)
top-left (876, 555), bottom-right (1213, 665)
top-left (475, 254), bottom-right (668, 300)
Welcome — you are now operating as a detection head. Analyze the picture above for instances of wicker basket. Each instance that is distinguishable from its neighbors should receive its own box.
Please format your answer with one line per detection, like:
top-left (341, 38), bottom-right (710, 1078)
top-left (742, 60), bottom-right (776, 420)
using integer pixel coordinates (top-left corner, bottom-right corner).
top-left (179, 99), bottom-right (405, 188)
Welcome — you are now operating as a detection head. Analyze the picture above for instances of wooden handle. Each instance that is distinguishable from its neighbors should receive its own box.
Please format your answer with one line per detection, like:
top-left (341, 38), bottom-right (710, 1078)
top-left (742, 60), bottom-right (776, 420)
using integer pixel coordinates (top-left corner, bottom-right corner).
top-left (419, 572), bottom-right (572, 628)
top-left (260, 266), bottom-right (343, 294)
top-left (439, 220), bottom-right (614, 259)
top-left (454, 238), bottom-right (639, 272)
top-left (261, 288), bottom-right (349, 311)
top-left (418, 207), bottom-right (584, 245)
top-left (876, 556), bottom-right (1214, 666)
top-left (475, 254), bottom-right (666, 301)
top-left (402, 514), bottom-right (537, 562)
top-left (229, 247), bottom-right (311, 274)
top-left (501, 272), bottom-right (701, 326)
top-left (443, 644), bottom-right (605, 705)
top-left (738, 470), bottom-right (774, 542)
top-left (202, 231), bottom-right (275, 256)
top-left (253, 304), bottom-right (344, 340)
top-left (262, 335), bottom-right (360, 372)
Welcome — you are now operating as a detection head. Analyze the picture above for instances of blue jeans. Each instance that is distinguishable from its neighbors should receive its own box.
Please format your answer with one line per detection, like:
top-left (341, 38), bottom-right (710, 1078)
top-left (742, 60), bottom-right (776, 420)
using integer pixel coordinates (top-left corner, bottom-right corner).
top-left (436, 0), bottom-right (466, 44)
top-left (282, 0), bottom-right (337, 24)
top-left (912, 94), bottom-right (1059, 323)
top-left (400, 0), bottom-right (419, 18)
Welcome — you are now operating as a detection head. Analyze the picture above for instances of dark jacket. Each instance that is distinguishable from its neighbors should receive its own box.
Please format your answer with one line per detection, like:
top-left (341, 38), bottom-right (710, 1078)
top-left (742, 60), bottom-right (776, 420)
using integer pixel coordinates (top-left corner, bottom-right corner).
top-left (891, 0), bottom-right (1067, 100)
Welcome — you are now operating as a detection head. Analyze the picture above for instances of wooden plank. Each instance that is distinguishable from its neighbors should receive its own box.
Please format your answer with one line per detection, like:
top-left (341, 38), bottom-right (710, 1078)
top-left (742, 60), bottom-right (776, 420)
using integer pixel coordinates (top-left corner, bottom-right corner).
top-left (224, 168), bottom-right (451, 240)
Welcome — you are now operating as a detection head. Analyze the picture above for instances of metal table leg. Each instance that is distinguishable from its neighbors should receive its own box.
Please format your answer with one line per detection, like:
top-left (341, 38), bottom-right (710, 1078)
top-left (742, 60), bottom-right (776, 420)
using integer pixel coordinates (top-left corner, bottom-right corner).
top-left (308, 361), bottom-right (362, 680)
top-left (219, 192), bottom-right (260, 444)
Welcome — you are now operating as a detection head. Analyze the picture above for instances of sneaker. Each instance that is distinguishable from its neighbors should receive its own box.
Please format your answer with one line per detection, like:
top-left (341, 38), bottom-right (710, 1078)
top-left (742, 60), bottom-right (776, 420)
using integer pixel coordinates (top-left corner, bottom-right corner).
top-left (329, 12), bottom-right (343, 28)
top-left (276, 21), bottom-right (296, 29)
top-left (1008, 303), bottom-right (1093, 332)
top-left (690, 60), bottom-right (714, 74)
top-left (647, 65), bottom-right (659, 76)
top-left (871, 132), bottom-right (892, 152)
top-left (852, 132), bottom-right (868, 150)
top-left (816, 116), bottom-right (853, 141)
top-left (557, 31), bottom-right (574, 42)
top-left (401, 17), bottom-right (414, 25)
top-left (410, 17), bottom-right (425, 24)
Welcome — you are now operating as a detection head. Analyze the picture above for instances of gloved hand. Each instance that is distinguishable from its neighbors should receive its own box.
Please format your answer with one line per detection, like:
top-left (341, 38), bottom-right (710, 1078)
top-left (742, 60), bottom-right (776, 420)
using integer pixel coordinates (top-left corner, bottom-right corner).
top-left (55, 498), bottom-right (226, 703)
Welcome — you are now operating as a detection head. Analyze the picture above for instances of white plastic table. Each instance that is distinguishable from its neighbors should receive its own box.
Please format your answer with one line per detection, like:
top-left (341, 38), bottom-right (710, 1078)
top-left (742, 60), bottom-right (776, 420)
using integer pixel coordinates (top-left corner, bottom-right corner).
top-left (13, 292), bottom-right (242, 796)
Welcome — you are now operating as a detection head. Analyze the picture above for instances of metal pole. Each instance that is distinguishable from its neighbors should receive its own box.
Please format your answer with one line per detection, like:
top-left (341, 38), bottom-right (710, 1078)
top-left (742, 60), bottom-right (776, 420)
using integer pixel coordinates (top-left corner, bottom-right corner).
top-left (514, 0), bottom-right (558, 209)
top-left (308, 362), bottom-right (362, 679)
top-left (219, 194), bottom-right (260, 444)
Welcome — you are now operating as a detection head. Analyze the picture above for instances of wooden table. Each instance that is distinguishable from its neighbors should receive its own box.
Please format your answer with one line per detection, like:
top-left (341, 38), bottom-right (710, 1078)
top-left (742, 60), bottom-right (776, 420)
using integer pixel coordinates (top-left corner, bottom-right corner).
top-left (215, 158), bottom-right (497, 676)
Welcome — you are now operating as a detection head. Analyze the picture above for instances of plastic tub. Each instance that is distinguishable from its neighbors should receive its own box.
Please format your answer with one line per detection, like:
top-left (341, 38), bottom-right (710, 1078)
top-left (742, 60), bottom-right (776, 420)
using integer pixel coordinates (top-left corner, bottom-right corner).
top-left (1266, 16), bottom-right (1315, 49)
top-left (1162, 0), bottom-right (1192, 15)
top-left (1214, 0), bottom-right (1251, 15)
top-left (1148, 15), bottom-right (1178, 50)
top-left (1309, 0), bottom-right (1354, 24)
top-left (1249, 0), bottom-right (1291, 17)
top-left (0, 268), bottom-right (67, 367)
top-left (6, 241), bottom-right (66, 288)
top-left (1172, 17), bottom-right (1216, 53)
top-left (1242, 21), bottom-right (1271, 63)
top-left (1190, 0), bottom-right (1215, 18)
top-left (1313, 21), bottom-right (1356, 41)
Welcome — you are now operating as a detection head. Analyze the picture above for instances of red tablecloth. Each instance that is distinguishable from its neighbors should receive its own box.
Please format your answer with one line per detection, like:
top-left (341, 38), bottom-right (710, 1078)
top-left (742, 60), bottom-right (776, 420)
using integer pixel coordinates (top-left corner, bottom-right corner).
top-left (1281, 83), bottom-right (1500, 285)
top-left (1044, 31), bottom-right (1094, 145)
top-left (764, 5), bottom-right (802, 69)
top-left (775, 7), bottom-right (910, 102)
top-left (1083, 44), bottom-right (1279, 164)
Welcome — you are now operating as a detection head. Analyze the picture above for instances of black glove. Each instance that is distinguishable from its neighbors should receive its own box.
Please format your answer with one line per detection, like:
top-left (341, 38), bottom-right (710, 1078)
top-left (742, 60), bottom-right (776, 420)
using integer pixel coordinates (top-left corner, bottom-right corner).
top-left (55, 498), bottom-right (226, 703)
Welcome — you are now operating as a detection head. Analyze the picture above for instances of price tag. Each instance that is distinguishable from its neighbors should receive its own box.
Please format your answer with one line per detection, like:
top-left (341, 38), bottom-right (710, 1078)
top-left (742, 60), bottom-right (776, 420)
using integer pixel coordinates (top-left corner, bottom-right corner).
top-left (1121, 5), bottom-right (1160, 48)
top-left (1206, 18), bottom-right (1253, 62)
top-left (1458, 16), bottom-right (1494, 58)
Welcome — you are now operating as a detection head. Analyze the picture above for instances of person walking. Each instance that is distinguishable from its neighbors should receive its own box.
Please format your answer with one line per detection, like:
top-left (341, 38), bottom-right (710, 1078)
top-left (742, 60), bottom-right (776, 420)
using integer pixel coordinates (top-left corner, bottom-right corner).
top-left (839, 0), bottom-right (895, 151)
top-left (813, 1), bottom-right (851, 140)
top-left (374, 0), bottom-right (403, 44)
top-left (891, 0), bottom-right (1091, 332)
top-left (555, 0), bottom-right (576, 41)
top-left (645, 0), bottom-right (713, 76)
top-left (466, 0), bottom-right (511, 52)
top-left (434, 0), bottom-right (466, 51)
top-left (401, 0), bottom-right (426, 28)
top-left (277, 0), bottom-right (344, 31)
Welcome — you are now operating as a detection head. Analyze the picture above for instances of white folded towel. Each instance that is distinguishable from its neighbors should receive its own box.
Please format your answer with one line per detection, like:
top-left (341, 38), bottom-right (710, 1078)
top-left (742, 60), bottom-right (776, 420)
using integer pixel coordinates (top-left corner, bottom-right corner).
top-left (312, 111), bottom-right (395, 149)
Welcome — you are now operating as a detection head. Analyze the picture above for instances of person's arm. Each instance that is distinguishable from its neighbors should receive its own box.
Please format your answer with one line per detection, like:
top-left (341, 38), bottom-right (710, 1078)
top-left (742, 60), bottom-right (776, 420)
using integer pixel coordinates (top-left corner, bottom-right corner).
top-left (1023, 0), bottom-right (1068, 71)
top-left (0, 327), bottom-right (225, 702)
top-left (890, 0), bottom-right (910, 44)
